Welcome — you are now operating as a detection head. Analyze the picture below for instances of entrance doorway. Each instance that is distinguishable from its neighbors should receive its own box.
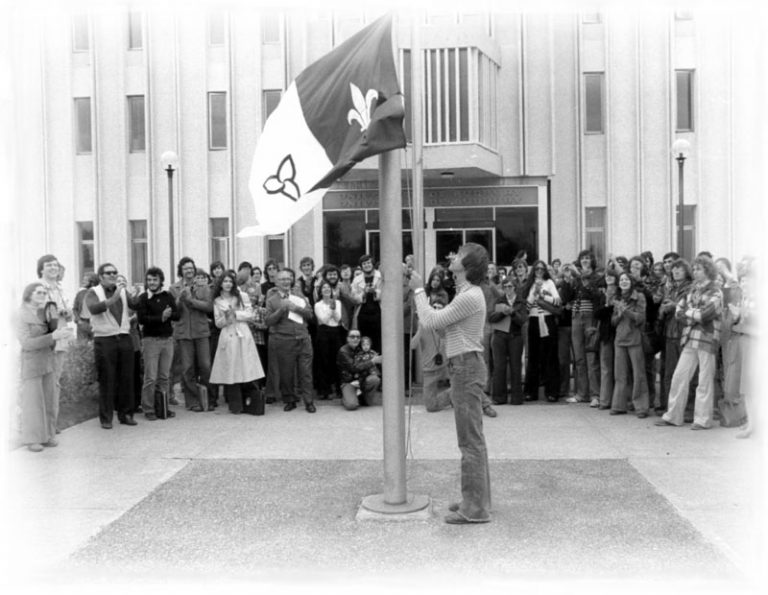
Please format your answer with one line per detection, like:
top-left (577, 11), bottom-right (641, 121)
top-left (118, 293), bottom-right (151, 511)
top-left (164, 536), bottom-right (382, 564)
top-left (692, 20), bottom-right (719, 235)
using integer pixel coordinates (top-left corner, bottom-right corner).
top-left (435, 229), bottom-right (494, 263)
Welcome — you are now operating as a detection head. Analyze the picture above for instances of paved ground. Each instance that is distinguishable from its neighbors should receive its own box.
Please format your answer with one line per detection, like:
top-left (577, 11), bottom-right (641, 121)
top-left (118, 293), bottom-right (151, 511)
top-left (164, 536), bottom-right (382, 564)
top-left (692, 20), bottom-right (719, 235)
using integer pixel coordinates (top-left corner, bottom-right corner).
top-left (3, 396), bottom-right (766, 593)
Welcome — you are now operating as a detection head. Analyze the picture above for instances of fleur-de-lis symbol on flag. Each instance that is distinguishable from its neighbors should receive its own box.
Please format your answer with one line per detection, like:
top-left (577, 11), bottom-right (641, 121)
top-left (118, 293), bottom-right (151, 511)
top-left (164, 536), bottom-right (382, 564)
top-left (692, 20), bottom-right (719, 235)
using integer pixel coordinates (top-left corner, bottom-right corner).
top-left (263, 154), bottom-right (301, 201)
top-left (347, 83), bottom-right (379, 132)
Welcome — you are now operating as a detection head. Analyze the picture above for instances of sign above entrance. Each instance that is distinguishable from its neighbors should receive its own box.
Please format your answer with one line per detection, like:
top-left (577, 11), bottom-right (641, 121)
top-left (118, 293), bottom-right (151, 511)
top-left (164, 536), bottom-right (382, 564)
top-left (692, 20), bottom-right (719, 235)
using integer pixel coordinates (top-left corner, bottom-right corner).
top-left (323, 185), bottom-right (538, 210)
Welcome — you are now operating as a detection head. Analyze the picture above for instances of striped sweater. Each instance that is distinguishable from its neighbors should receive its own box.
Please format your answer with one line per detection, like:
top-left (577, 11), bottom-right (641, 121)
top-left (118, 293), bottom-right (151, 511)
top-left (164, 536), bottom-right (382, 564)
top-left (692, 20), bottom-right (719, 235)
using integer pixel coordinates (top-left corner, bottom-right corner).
top-left (414, 281), bottom-right (485, 359)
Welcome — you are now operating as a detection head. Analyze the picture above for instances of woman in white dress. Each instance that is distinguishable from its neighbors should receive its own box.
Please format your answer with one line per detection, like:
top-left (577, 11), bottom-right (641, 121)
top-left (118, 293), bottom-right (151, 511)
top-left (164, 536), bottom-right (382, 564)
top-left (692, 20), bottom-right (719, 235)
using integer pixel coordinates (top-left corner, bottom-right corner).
top-left (210, 270), bottom-right (265, 413)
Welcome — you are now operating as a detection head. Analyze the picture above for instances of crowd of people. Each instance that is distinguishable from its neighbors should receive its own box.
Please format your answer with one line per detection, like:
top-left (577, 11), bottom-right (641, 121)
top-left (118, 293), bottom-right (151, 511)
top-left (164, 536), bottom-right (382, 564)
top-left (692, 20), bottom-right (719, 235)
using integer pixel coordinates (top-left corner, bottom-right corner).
top-left (15, 246), bottom-right (758, 453)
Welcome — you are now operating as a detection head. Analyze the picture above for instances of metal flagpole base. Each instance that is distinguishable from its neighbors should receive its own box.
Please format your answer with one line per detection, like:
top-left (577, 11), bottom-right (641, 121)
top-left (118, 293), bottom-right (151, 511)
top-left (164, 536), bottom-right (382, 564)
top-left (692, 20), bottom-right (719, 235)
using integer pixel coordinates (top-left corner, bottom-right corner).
top-left (356, 493), bottom-right (431, 522)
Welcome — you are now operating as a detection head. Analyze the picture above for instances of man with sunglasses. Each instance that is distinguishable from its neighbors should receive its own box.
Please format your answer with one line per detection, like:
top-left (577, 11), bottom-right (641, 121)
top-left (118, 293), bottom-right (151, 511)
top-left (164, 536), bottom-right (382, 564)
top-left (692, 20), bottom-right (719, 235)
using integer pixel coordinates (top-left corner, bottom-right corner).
top-left (84, 263), bottom-right (138, 429)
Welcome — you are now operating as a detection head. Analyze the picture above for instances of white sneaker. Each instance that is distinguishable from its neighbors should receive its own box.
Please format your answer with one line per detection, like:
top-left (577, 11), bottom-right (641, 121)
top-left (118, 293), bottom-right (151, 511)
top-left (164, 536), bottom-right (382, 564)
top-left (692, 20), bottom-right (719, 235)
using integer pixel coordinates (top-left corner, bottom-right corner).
top-left (589, 398), bottom-right (600, 408)
top-left (564, 396), bottom-right (581, 404)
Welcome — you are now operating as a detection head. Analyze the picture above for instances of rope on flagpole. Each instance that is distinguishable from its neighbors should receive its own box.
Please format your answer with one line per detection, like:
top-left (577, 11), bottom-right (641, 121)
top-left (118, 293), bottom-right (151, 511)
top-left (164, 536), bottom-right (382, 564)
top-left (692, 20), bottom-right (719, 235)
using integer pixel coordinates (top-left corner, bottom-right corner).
top-left (401, 145), bottom-right (418, 473)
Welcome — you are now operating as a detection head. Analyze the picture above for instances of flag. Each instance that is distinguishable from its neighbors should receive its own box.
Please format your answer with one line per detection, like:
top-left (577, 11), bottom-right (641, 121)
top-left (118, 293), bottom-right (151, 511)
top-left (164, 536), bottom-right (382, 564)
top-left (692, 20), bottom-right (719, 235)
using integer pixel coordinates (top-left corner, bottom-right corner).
top-left (239, 14), bottom-right (406, 237)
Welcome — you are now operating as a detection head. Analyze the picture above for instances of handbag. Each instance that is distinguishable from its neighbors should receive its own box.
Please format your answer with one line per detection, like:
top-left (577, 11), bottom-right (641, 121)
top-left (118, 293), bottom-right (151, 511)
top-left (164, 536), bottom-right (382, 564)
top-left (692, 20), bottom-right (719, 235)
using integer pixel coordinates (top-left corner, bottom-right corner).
top-left (154, 389), bottom-right (170, 419)
top-left (244, 386), bottom-right (266, 416)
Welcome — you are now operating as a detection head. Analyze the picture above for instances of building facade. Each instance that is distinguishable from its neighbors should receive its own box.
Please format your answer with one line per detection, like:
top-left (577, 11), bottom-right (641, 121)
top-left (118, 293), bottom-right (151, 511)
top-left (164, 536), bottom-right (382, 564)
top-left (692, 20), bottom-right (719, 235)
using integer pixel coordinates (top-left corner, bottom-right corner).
top-left (9, 4), bottom-right (763, 295)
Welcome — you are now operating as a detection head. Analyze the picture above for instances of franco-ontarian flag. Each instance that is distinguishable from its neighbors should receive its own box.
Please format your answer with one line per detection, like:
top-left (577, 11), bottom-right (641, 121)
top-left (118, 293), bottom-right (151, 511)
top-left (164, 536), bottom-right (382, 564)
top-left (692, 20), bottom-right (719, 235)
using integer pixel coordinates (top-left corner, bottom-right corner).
top-left (239, 14), bottom-right (406, 237)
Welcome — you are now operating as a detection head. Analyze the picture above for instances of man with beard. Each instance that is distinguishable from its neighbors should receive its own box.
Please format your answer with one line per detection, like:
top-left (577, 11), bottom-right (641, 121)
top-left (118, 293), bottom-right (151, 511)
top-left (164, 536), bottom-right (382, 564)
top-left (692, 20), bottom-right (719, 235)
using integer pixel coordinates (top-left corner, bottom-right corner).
top-left (136, 267), bottom-right (180, 420)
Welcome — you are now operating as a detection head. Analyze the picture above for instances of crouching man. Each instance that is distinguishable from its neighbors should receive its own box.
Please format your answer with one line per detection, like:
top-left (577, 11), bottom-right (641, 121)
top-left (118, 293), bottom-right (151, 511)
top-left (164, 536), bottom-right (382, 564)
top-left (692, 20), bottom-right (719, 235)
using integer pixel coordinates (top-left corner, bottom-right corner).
top-left (336, 329), bottom-right (381, 410)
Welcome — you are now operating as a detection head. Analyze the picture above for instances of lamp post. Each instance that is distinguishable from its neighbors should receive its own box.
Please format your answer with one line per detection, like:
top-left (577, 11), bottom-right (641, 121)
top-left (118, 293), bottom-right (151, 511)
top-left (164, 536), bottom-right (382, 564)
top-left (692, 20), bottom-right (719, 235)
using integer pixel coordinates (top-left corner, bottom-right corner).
top-left (671, 139), bottom-right (691, 258)
top-left (160, 151), bottom-right (179, 278)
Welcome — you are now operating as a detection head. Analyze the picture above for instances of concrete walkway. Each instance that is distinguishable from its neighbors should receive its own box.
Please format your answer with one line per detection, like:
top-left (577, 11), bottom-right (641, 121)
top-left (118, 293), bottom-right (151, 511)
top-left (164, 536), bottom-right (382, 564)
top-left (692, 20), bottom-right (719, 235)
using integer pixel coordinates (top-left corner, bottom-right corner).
top-left (4, 397), bottom-right (766, 593)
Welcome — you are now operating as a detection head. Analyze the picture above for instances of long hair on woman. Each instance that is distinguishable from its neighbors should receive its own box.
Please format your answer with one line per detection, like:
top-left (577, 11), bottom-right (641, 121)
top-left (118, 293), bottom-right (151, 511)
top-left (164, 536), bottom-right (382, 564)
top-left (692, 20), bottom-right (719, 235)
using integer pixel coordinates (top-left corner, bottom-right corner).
top-left (212, 270), bottom-right (243, 307)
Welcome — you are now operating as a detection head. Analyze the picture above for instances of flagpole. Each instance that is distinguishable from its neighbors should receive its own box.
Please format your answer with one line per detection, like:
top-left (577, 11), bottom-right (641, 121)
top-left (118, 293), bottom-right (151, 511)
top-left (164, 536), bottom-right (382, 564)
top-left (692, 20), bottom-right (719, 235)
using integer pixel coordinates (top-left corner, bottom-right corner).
top-left (410, 12), bottom-right (425, 277)
top-left (359, 146), bottom-right (429, 517)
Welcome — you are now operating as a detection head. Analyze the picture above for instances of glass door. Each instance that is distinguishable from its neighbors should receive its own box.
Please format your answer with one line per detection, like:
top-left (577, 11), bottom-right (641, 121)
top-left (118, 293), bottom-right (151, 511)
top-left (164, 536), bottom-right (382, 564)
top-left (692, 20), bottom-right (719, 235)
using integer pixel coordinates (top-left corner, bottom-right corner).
top-left (435, 229), bottom-right (493, 264)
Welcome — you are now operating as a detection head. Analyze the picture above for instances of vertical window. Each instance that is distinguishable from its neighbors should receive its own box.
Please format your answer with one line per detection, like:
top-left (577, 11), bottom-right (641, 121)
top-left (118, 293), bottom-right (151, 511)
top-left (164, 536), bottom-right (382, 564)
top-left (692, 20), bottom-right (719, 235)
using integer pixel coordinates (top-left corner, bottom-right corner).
top-left (78, 221), bottom-right (95, 276)
top-left (127, 96), bottom-right (145, 152)
top-left (584, 73), bottom-right (604, 133)
top-left (676, 70), bottom-right (694, 132)
top-left (261, 13), bottom-right (281, 43)
top-left (130, 220), bottom-right (148, 284)
top-left (210, 218), bottom-right (230, 266)
top-left (128, 11), bottom-right (143, 50)
top-left (581, 13), bottom-right (602, 24)
top-left (74, 97), bottom-right (92, 154)
top-left (267, 235), bottom-right (285, 268)
top-left (584, 207), bottom-right (606, 267)
top-left (208, 92), bottom-right (228, 150)
top-left (208, 12), bottom-right (226, 46)
top-left (420, 47), bottom-right (497, 147)
top-left (676, 205), bottom-right (696, 261)
top-left (262, 90), bottom-right (282, 126)
top-left (72, 14), bottom-right (89, 52)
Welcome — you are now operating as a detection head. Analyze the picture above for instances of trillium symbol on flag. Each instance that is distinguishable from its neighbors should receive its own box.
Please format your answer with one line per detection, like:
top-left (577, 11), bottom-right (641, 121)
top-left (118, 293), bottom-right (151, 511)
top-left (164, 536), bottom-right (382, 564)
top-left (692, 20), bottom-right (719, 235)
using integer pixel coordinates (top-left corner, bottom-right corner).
top-left (239, 14), bottom-right (406, 237)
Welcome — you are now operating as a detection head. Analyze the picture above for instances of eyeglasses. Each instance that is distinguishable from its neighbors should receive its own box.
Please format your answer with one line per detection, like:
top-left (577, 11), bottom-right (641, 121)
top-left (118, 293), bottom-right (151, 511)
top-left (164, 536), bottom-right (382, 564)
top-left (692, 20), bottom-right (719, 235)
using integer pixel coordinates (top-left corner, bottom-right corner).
top-left (534, 267), bottom-right (546, 272)
top-left (348, 334), bottom-right (361, 339)
top-left (102, 271), bottom-right (118, 276)
top-left (503, 284), bottom-right (513, 288)
top-left (32, 290), bottom-right (47, 295)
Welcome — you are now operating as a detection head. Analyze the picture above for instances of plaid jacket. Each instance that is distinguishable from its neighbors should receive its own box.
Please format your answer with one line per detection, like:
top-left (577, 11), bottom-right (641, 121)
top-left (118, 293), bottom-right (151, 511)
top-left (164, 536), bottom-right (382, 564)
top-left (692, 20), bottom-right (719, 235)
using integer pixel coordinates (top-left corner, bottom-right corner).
top-left (675, 280), bottom-right (722, 354)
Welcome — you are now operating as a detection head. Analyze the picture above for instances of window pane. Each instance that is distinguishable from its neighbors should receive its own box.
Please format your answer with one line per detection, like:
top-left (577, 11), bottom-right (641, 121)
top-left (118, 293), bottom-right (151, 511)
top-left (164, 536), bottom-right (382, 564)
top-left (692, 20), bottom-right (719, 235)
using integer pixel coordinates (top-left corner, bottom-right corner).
top-left (267, 236), bottom-right (285, 268)
top-left (447, 49), bottom-right (457, 142)
top-left (675, 205), bottom-right (696, 261)
top-left (210, 217), bottom-right (229, 265)
top-left (584, 73), bottom-right (603, 133)
top-left (128, 12), bottom-right (143, 49)
top-left (581, 13), bottom-right (602, 24)
top-left (128, 96), bottom-right (145, 152)
top-left (458, 48), bottom-right (469, 141)
top-left (209, 92), bottom-right (227, 149)
top-left (262, 90), bottom-right (282, 127)
top-left (261, 13), bottom-right (280, 43)
top-left (494, 207), bottom-right (538, 265)
top-left (130, 220), bottom-right (148, 284)
top-left (75, 98), bottom-right (92, 154)
top-left (435, 231), bottom-right (463, 263)
top-left (73, 14), bottom-right (89, 51)
top-left (78, 222), bottom-right (95, 275)
top-left (676, 70), bottom-right (693, 131)
top-left (209, 12), bottom-right (226, 45)
top-left (584, 207), bottom-right (606, 267)
top-left (211, 217), bottom-right (229, 238)
top-left (79, 220), bottom-right (94, 241)
top-left (324, 211), bottom-right (366, 266)
top-left (429, 50), bottom-right (439, 143)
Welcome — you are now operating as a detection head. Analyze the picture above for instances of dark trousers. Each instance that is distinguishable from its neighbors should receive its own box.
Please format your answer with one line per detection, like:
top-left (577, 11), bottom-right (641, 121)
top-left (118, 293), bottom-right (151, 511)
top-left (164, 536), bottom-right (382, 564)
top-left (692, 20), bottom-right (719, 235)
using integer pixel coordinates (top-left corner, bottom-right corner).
top-left (314, 325), bottom-right (343, 395)
top-left (269, 335), bottom-right (314, 405)
top-left (524, 316), bottom-right (560, 398)
top-left (94, 334), bottom-right (135, 424)
top-left (491, 330), bottom-right (524, 404)
top-left (177, 337), bottom-right (212, 408)
top-left (224, 381), bottom-right (259, 414)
